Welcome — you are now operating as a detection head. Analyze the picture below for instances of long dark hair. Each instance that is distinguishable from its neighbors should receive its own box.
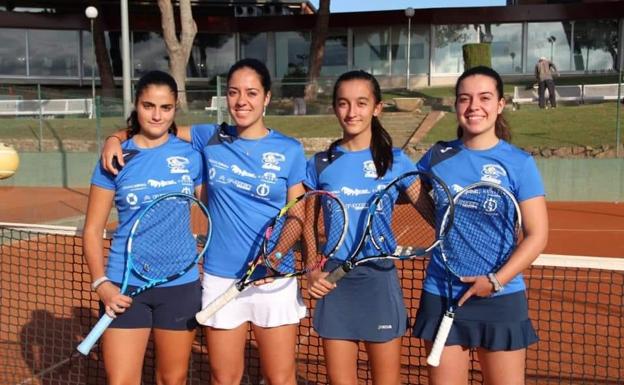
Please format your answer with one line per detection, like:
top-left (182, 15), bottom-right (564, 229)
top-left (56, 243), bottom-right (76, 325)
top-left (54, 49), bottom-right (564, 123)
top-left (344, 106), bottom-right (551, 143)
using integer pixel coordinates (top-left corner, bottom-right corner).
top-left (126, 70), bottom-right (178, 139)
top-left (454, 66), bottom-right (511, 142)
top-left (328, 70), bottom-right (393, 178)
top-left (227, 58), bottom-right (272, 95)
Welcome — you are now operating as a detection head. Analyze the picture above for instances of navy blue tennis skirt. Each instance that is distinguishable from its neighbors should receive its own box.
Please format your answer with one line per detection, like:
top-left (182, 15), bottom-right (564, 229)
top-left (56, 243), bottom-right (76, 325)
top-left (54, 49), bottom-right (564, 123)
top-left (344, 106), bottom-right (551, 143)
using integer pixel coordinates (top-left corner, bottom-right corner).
top-left (313, 259), bottom-right (408, 343)
top-left (412, 291), bottom-right (538, 351)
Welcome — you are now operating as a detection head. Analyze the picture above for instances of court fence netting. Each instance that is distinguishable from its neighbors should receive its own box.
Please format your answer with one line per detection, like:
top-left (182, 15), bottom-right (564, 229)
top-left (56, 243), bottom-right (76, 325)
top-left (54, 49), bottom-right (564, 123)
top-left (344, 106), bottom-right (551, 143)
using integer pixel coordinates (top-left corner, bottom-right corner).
top-left (1, 222), bottom-right (622, 385)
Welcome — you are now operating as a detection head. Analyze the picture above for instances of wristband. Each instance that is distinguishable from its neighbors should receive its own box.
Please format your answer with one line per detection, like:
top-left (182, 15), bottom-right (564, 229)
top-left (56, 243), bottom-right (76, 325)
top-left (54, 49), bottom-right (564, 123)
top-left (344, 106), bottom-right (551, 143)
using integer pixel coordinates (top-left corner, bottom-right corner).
top-left (487, 273), bottom-right (504, 293)
top-left (91, 276), bottom-right (110, 291)
top-left (105, 135), bottom-right (122, 143)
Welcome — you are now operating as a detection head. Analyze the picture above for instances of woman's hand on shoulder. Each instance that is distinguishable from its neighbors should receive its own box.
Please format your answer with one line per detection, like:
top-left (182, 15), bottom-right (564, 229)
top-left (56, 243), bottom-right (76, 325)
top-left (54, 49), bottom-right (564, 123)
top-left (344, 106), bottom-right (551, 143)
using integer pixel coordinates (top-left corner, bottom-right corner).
top-left (306, 268), bottom-right (336, 299)
top-left (102, 136), bottom-right (124, 175)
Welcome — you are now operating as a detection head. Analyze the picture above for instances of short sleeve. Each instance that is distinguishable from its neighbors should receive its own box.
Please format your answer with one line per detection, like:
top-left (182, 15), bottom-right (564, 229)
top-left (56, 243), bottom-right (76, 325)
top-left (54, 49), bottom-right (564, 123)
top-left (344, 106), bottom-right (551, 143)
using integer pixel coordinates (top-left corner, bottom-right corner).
top-left (395, 150), bottom-right (417, 174)
top-left (416, 148), bottom-right (433, 173)
top-left (90, 161), bottom-right (116, 191)
top-left (304, 155), bottom-right (320, 190)
top-left (287, 142), bottom-right (306, 188)
top-left (190, 123), bottom-right (218, 152)
top-left (516, 156), bottom-right (545, 201)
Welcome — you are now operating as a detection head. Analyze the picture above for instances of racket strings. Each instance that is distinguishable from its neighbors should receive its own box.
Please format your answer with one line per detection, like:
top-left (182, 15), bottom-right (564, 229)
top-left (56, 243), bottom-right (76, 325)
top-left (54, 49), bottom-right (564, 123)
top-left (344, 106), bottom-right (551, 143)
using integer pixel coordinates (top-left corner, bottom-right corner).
top-left (264, 193), bottom-right (347, 275)
top-left (442, 186), bottom-right (519, 277)
top-left (369, 176), bottom-right (437, 257)
top-left (131, 198), bottom-right (198, 280)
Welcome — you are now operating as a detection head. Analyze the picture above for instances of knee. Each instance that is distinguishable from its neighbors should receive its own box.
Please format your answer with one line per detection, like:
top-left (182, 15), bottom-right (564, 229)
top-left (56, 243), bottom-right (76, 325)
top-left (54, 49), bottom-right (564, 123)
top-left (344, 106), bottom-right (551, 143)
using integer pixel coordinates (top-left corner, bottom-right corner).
top-left (210, 370), bottom-right (245, 385)
top-left (156, 370), bottom-right (188, 385)
top-left (262, 369), bottom-right (297, 385)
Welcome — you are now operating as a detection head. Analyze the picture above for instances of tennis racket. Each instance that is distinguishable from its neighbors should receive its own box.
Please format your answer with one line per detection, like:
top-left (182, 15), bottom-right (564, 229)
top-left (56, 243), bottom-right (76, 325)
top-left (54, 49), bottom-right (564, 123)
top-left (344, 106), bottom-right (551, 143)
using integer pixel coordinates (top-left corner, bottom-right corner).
top-left (195, 190), bottom-right (348, 324)
top-left (325, 170), bottom-right (453, 283)
top-left (426, 181), bottom-right (522, 367)
top-left (77, 192), bottom-right (211, 355)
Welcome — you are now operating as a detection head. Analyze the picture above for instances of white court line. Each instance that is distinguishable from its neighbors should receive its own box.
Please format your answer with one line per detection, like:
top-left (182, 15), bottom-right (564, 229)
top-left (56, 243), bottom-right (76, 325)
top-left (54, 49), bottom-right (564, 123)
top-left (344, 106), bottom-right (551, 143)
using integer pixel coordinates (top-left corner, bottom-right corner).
top-left (550, 228), bottom-right (624, 232)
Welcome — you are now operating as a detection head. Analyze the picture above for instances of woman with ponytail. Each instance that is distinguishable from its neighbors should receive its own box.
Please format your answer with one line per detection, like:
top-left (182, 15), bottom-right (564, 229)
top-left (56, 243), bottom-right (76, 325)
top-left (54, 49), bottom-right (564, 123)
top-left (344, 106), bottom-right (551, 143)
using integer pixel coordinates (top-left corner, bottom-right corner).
top-left (304, 70), bottom-right (415, 385)
top-left (83, 70), bottom-right (203, 385)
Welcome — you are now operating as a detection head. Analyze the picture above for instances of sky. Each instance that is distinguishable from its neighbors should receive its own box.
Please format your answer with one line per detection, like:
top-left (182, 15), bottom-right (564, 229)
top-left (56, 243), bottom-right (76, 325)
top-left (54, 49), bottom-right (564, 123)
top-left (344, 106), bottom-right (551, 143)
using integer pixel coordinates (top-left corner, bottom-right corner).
top-left (308, 0), bottom-right (506, 13)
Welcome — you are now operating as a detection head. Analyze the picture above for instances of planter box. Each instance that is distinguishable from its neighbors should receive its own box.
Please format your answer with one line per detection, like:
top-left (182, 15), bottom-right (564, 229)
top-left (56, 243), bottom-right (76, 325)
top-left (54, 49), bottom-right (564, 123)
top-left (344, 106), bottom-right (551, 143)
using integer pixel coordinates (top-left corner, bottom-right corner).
top-left (393, 97), bottom-right (424, 112)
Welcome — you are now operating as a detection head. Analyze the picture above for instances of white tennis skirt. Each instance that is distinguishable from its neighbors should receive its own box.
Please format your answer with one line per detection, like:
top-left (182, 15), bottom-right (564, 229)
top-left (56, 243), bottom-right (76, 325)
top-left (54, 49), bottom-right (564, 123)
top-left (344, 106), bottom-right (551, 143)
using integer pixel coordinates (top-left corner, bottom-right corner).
top-left (199, 272), bottom-right (307, 329)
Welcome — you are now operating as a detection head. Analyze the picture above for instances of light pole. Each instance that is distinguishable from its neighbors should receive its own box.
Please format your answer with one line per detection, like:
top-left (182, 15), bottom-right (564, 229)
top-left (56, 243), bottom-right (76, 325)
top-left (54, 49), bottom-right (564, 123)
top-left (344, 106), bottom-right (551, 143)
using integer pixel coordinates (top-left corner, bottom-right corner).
top-left (85, 6), bottom-right (98, 119)
top-left (547, 35), bottom-right (556, 62)
top-left (405, 7), bottom-right (415, 90)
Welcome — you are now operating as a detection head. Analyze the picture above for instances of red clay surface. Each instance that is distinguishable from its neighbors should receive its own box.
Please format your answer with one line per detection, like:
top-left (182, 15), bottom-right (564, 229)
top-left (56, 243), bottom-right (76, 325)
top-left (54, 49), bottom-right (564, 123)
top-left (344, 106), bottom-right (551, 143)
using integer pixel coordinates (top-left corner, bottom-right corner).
top-left (1, 187), bottom-right (622, 257)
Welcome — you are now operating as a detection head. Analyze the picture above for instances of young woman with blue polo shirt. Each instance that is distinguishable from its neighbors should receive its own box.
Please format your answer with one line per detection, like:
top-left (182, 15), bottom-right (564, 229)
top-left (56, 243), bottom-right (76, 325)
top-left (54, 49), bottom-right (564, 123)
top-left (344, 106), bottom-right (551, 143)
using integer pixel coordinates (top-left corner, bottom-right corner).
top-left (83, 70), bottom-right (203, 385)
top-left (413, 66), bottom-right (548, 385)
top-left (305, 70), bottom-right (414, 385)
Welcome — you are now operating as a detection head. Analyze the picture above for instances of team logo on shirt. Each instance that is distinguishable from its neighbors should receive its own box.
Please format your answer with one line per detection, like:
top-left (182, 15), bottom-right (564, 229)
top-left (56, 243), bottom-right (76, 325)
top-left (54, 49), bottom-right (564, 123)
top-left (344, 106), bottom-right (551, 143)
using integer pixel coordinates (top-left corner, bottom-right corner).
top-left (167, 156), bottom-right (190, 174)
top-left (181, 174), bottom-right (193, 185)
top-left (126, 193), bottom-right (138, 206)
top-left (261, 172), bottom-right (277, 183)
top-left (480, 164), bottom-right (506, 184)
top-left (209, 167), bottom-right (217, 180)
top-left (363, 161), bottom-right (378, 178)
top-left (256, 183), bottom-right (270, 197)
top-left (262, 152), bottom-right (286, 171)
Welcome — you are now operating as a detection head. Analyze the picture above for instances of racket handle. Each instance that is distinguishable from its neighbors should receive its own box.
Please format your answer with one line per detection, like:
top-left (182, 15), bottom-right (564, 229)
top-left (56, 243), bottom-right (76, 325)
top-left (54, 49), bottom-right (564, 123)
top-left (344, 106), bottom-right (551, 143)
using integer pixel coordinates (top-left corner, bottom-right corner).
top-left (195, 284), bottom-right (241, 324)
top-left (426, 312), bottom-right (455, 367)
top-left (324, 264), bottom-right (350, 284)
top-left (76, 313), bottom-right (115, 355)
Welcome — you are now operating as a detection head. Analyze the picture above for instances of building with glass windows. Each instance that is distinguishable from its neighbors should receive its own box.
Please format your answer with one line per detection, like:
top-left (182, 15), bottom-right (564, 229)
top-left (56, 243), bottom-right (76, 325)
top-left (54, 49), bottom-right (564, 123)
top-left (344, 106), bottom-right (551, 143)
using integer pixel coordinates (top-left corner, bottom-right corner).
top-left (0, 0), bottom-right (623, 89)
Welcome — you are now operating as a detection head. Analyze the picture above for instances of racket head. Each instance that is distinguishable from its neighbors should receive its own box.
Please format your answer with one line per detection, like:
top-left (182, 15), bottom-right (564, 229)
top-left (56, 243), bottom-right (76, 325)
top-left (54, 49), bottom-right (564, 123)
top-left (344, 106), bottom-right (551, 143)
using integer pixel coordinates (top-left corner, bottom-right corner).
top-left (365, 171), bottom-right (450, 260)
top-left (263, 190), bottom-right (348, 275)
top-left (126, 192), bottom-right (211, 286)
top-left (440, 182), bottom-right (521, 278)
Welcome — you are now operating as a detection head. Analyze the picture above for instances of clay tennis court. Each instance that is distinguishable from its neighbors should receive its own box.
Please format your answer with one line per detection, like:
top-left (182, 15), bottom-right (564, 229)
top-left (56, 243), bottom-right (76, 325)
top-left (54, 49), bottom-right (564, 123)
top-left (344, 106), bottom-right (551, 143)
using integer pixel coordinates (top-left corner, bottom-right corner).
top-left (1, 186), bottom-right (622, 384)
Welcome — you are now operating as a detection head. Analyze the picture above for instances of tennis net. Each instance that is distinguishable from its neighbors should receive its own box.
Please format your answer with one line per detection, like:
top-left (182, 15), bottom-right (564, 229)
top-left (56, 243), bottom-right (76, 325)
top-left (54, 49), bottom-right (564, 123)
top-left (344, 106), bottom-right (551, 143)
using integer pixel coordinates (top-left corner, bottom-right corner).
top-left (1, 223), bottom-right (622, 385)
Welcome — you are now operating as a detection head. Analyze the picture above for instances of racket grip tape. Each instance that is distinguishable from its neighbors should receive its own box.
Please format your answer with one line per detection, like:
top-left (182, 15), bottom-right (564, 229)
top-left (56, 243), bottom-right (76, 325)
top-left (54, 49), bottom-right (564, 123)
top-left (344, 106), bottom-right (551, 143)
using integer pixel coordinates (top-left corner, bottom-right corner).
top-left (426, 312), bottom-right (455, 367)
top-left (76, 313), bottom-right (115, 355)
top-left (324, 264), bottom-right (350, 284)
top-left (195, 284), bottom-right (242, 324)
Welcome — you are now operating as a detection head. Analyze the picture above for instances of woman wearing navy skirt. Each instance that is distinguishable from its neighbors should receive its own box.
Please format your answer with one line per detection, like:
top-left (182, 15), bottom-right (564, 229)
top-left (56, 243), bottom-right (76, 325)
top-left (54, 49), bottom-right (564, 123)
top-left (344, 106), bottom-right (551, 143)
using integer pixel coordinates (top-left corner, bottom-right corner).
top-left (414, 66), bottom-right (548, 385)
top-left (305, 70), bottom-right (415, 385)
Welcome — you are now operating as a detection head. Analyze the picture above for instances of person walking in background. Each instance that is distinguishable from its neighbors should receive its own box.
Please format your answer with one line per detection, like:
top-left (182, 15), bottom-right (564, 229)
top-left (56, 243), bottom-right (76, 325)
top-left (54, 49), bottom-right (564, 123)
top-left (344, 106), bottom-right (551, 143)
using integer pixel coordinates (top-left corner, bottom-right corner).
top-left (535, 57), bottom-right (558, 109)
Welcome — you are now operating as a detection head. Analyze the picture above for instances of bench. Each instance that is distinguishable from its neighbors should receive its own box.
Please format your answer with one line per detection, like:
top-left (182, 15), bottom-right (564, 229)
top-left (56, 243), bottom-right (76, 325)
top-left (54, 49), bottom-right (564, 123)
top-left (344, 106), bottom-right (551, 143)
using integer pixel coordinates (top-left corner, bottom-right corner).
top-left (512, 83), bottom-right (622, 109)
top-left (582, 84), bottom-right (620, 101)
top-left (204, 96), bottom-right (227, 113)
top-left (0, 98), bottom-right (93, 118)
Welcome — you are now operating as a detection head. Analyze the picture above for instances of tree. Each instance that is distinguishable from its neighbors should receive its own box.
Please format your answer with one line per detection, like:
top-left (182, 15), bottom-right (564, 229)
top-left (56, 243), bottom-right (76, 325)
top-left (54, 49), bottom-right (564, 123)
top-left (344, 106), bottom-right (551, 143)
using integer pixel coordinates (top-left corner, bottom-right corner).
top-left (304, 0), bottom-right (330, 102)
top-left (158, 0), bottom-right (197, 110)
top-left (88, 1), bottom-right (115, 98)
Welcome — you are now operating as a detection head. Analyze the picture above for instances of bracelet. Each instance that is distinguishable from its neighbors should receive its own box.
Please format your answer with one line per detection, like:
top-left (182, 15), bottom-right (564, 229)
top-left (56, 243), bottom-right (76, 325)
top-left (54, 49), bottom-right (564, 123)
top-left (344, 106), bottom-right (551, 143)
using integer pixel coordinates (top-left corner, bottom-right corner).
top-left (487, 273), bottom-right (504, 293)
top-left (105, 135), bottom-right (122, 142)
top-left (91, 276), bottom-right (110, 291)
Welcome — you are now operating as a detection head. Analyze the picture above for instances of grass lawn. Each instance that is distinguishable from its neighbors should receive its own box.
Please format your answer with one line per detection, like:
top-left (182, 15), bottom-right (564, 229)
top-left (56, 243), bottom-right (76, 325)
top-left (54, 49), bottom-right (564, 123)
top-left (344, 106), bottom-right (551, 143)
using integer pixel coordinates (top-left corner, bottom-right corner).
top-left (0, 101), bottom-right (622, 150)
top-left (427, 102), bottom-right (623, 148)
